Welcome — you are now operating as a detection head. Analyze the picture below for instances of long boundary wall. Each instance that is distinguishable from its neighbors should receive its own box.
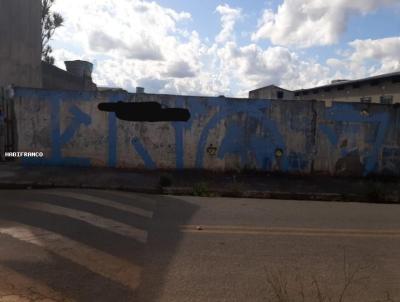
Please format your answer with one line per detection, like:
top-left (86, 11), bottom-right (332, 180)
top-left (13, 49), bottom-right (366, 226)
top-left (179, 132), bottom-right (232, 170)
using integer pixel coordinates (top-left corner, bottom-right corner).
top-left (12, 87), bottom-right (400, 176)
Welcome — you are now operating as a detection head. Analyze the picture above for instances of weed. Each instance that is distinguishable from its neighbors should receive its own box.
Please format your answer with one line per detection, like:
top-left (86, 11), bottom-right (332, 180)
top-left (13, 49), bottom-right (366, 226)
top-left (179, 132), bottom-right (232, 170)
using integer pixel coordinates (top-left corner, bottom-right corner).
top-left (365, 183), bottom-right (385, 202)
top-left (264, 249), bottom-right (394, 302)
top-left (193, 182), bottom-right (210, 197)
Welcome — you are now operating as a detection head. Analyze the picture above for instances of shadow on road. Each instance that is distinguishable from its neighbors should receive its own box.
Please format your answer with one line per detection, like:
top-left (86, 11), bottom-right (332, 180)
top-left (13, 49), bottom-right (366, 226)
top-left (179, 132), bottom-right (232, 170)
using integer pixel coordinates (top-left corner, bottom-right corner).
top-left (133, 194), bottom-right (199, 301)
top-left (0, 189), bottom-right (199, 302)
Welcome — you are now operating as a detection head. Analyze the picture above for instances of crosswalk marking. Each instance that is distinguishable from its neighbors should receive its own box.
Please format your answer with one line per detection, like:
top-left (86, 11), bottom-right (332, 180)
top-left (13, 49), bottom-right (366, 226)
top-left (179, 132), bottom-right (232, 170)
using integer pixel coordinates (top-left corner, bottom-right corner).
top-left (14, 201), bottom-right (148, 242)
top-left (0, 189), bottom-right (157, 299)
top-left (0, 220), bottom-right (142, 290)
top-left (104, 191), bottom-right (157, 206)
top-left (42, 190), bottom-right (153, 218)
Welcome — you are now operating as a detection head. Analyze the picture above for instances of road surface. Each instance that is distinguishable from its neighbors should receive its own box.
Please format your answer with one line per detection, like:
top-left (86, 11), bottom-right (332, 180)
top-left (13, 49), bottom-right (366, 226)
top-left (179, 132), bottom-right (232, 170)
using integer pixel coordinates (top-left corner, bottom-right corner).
top-left (0, 189), bottom-right (400, 301)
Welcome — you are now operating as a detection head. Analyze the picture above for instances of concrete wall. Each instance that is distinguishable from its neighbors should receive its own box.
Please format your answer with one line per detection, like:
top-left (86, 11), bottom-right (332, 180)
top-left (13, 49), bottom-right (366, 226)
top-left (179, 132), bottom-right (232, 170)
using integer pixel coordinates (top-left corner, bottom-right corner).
top-left (0, 0), bottom-right (42, 88)
top-left (12, 87), bottom-right (400, 176)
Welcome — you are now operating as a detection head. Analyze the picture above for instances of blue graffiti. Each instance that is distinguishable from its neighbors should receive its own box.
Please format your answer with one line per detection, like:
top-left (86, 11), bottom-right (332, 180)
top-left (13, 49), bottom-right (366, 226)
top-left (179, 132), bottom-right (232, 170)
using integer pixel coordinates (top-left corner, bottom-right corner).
top-left (251, 119), bottom-right (288, 171)
top-left (60, 106), bottom-right (91, 145)
top-left (287, 152), bottom-right (309, 171)
top-left (319, 124), bottom-right (338, 146)
top-left (16, 88), bottom-right (95, 166)
top-left (132, 138), bottom-right (156, 169)
top-left (218, 123), bottom-right (247, 164)
top-left (322, 104), bottom-right (390, 175)
top-left (196, 100), bottom-right (288, 171)
top-left (217, 119), bottom-right (288, 171)
top-left (106, 92), bottom-right (128, 167)
top-left (23, 101), bottom-right (92, 166)
top-left (196, 102), bottom-right (266, 168)
top-left (16, 87), bottom-right (397, 175)
top-left (170, 96), bottom-right (209, 169)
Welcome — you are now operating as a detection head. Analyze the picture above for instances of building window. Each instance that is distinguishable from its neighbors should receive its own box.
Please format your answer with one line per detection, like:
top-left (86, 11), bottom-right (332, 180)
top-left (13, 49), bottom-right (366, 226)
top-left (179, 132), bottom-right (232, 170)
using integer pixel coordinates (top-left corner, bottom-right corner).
top-left (370, 80), bottom-right (380, 86)
top-left (360, 97), bottom-right (371, 103)
top-left (277, 91), bottom-right (284, 99)
top-left (352, 83), bottom-right (360, 88)
top-left (323, 87), bottom-right (331, 92)
top-left (337, 85), bottom-right (345, 91)
top-left (303, 91), bottom-right (309, 95)
top-left (294, 92), bottom-right (300, 97)
top-left (312, 89), bottom-right (319, 94)
top-left (380, 95), bottom-right (393, 104)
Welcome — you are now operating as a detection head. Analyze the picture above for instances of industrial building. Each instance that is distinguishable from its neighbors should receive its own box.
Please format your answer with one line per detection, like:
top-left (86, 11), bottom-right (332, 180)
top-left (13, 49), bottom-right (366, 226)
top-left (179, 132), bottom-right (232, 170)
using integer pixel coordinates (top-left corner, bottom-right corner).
top-left (249, 72), bottom-right (400, 104)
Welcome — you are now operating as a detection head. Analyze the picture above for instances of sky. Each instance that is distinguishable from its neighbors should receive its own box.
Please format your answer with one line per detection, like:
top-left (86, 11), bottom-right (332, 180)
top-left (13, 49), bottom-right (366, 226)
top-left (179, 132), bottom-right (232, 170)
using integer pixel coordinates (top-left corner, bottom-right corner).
top-left (51, 0), bottom-right (400, 97)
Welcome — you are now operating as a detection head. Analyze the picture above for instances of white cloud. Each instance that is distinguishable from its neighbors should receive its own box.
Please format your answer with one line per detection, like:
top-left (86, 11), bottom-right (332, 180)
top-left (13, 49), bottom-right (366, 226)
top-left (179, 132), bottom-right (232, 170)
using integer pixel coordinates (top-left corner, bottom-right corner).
top-left (51, 48), bottom-right (82, 70)
top-left (252, 0), bottom-right (399, 48)
top-left (324, 36), bottom-right (400, 80)
top-left (214, 42), bottom-right (331, 93)
top-left (49, 1), bottom-right (400, 97)
top-left (163, 60), bottom-right (196, 78)
top-left (49, 0), bottom-right (335, 95)
top-left (137, 77), bottom-right (169, 92)
top-left (52, 0), bottom-right (207, 93)
top-left (215, 4), bottom-right (242, 44)
top-left (349, 37), bottom-right (400, 72)
top-left (53, 0), bottom-right (190, 59)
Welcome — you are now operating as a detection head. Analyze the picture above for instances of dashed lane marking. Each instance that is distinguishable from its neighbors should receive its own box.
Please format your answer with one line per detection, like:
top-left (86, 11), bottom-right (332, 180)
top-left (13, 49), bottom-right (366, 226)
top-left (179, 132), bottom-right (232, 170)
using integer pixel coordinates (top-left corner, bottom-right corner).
top-left (180, 225), bottom-right (400, 238)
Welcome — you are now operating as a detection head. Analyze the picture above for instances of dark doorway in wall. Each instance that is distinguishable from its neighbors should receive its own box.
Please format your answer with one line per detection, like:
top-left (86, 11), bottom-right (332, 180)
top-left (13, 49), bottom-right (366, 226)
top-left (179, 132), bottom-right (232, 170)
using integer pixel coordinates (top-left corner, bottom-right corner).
top-left (277, 91), bottom-right (284, 99)
top-left (0, 88), bottom-right (16, 159)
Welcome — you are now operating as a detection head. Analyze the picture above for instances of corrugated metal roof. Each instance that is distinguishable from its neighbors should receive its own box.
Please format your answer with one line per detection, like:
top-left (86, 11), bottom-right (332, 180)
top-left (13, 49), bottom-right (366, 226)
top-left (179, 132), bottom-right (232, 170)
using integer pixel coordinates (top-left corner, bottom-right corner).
top-left (249, 84), bottom-right (293, 93)
top-left (294, 71), bottom-right (400, 92)
top-left (249, 71), bottom-right (400, 94)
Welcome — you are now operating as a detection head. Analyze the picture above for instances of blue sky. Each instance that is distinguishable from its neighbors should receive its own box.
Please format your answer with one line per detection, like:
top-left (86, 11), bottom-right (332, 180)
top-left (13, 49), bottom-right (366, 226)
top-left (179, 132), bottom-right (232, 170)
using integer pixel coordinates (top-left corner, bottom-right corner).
top-left (154, 0), bottom-right (271, 40)
top-left (51, 0), bottom-right (400, 96)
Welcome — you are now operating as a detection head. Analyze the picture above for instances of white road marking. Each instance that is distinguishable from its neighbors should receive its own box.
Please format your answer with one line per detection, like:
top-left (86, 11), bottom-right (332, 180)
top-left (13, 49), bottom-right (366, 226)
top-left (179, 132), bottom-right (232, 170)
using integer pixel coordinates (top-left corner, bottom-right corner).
top-left (104, 191), bottom-right (157, 206)
top-left (0, 220), bottom-right (142, 290)
top-left (14, 201), bottom-right (148, 242)
top-left (43, 191), bottom-right (153, 218)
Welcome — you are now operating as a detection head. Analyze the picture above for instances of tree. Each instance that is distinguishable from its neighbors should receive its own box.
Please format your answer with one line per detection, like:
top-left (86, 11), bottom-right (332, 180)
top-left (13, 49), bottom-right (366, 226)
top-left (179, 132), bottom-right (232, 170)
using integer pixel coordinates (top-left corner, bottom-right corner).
top-left (41, 0), bottom-right (64, 65)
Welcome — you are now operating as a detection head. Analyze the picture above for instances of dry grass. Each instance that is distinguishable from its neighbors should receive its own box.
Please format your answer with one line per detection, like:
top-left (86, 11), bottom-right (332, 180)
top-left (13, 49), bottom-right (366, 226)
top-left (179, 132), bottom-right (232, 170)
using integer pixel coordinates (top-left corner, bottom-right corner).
top-left (264, 250), bottom-right (397, 302)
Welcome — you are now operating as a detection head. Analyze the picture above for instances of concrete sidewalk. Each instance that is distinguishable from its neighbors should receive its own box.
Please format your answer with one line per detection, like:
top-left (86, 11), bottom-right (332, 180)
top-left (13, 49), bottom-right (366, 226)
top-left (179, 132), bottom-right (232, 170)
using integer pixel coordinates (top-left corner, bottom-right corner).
top-left (0, 162), bottom-right (399, 203)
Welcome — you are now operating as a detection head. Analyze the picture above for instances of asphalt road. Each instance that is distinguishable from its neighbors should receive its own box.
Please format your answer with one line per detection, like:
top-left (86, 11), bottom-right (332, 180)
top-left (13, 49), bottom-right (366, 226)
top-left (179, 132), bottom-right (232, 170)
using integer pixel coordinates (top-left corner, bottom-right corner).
top-left (0, 189), bottom-right (400, 302)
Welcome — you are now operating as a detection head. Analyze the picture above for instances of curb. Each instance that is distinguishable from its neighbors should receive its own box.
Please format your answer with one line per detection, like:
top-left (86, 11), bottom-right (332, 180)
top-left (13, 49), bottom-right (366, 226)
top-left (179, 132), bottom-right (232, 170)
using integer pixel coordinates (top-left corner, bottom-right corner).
top-left (161, 187), bottom-right (358, 202)
top-left (0, 182), bottom-right (398, 203)
top-left (0, 181), bottom-right (161, 195)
